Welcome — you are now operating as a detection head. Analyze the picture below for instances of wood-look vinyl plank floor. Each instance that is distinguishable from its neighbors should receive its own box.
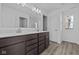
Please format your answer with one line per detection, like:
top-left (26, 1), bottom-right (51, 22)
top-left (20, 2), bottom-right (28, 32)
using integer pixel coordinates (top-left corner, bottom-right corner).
top-left (41, 41), bottom-right (79, 55)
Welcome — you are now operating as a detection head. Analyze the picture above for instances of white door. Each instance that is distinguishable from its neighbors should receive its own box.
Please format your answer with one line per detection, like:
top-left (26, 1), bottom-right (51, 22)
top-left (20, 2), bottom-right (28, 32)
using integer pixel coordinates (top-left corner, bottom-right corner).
top-left (48, 12), bottom-right (62, 43)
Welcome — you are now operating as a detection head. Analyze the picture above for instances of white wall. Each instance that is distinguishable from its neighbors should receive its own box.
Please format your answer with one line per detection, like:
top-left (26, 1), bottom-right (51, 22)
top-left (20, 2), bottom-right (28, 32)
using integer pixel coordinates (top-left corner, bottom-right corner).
top-left (1, 4), bottom-right (29, 28)
top-left (62, 8), bottom-right (79, 44)
top-left (0, 4), bottom-right (1, 28)
top-left (48, 7), bottom-right (79, 44)
top-left (0, 3), bottom-right (43, 31)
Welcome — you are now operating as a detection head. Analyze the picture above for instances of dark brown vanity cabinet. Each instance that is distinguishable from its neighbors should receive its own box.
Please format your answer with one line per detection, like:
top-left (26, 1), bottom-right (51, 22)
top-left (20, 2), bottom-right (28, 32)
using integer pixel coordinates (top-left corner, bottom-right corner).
top-left (0, 32), bottom-right (49, 55)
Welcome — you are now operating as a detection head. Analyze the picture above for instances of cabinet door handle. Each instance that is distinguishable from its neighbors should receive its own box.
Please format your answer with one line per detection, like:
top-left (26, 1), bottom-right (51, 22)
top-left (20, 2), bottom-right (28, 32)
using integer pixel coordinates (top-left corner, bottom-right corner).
top-left (2, 50), bottom-right (6, 54)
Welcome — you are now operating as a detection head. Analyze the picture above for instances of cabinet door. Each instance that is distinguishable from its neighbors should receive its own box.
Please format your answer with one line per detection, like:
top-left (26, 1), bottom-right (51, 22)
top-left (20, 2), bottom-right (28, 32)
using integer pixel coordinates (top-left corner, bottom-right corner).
top-left (26, 48), bottom-right (38, 55)
top-left (39, 44), bottom-right (45, 54)
top-left (45, 32), bottom-right (49, 48)
top-left (0, 42), bottom-right (25, 55)
top-left (45, 38), bottom-right (49, 48)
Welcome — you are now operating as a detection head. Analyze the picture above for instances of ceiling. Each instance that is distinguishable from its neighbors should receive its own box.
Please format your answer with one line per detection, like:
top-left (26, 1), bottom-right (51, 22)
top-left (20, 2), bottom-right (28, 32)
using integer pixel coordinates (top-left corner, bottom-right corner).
top-left (2, 3), bottom-right (79, 15)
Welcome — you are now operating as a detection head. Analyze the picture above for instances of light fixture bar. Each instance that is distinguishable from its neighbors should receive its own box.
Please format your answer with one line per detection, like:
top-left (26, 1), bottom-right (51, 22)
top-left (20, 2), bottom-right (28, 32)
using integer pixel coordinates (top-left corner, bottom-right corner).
top-left (17, 3), bottom-right (42, 14)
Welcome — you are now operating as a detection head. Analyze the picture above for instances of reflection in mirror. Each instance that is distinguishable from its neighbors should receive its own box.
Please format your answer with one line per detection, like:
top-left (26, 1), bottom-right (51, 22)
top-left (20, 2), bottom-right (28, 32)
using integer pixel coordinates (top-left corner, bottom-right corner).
top-left (65, 16), bottom-right (74, 29)
top-left (19, 17), bottom-right (29, 28)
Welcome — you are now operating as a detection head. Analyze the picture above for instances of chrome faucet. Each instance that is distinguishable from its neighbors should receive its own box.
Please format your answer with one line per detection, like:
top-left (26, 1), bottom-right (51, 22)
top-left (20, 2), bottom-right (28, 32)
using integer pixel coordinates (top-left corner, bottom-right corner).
top-left (16, 28), bottom-right (21, 33)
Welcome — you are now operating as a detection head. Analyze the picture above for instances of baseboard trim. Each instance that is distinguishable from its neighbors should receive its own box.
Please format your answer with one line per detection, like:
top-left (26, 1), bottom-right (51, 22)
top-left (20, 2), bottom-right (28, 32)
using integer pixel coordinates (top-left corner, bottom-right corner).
top-left (49, 40), bottom-right (61, 44)
top-left (62, 40), bottom-right (79, 45)
top-left (49, 40), bottom-right (79, 45)
top-left (49, 41), bottom-right (58, 44)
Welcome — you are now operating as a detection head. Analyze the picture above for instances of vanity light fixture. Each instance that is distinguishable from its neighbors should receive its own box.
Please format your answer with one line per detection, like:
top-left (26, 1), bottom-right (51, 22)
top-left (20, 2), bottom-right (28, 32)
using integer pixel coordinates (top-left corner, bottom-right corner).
top-left (17, 3), bottom-right (42, 14)
top-left (32, 7), bottom-right (42, 14)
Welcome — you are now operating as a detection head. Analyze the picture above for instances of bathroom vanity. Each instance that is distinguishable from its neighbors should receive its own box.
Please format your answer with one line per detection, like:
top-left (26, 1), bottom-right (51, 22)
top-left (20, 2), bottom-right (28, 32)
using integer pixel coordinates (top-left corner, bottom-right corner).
top-left (0, 32), bottom-right (49, 55)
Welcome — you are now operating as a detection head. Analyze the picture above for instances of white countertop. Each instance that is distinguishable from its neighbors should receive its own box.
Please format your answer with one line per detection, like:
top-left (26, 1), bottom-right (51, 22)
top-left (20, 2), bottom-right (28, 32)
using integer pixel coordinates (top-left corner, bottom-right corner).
top-left (0, 31), bottom-right (48, 38)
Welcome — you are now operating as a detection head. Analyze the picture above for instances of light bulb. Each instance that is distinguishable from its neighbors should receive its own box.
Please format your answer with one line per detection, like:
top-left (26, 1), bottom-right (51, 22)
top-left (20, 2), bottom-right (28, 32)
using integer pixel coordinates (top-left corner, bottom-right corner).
top-left (17, 3), bottom-right (21, 5)
top-left (21, 3), bottom-right (26, 7)
top-left (32, 7), bottom-right (36, 11)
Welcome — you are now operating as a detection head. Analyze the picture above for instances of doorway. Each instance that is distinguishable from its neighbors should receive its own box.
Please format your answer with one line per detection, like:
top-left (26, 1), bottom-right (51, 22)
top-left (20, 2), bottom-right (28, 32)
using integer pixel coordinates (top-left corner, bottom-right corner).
top-left (43, 15), bottom-right (47, 31)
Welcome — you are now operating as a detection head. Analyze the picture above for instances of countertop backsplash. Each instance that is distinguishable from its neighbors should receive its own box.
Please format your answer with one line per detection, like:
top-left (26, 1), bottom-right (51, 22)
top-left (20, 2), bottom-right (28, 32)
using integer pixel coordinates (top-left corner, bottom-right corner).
top-left (0, 28), bottom-right (37, 34)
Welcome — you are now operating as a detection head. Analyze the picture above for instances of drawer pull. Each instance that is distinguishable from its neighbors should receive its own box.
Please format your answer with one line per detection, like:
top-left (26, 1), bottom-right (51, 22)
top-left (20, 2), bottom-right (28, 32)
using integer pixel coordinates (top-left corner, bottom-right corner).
top-left (2, 50), bottom-right (6, 54)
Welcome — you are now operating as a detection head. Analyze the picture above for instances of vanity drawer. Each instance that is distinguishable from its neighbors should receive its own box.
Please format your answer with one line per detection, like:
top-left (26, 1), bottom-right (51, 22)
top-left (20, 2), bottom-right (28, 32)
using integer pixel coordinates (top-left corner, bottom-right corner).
top-left (26, 43), bottom-right (38, 52)
top-left (39, 44), bottom-right (45, 54)
top-left (25, 39), bottom-right (38, 46)
top-left (39, 37), bottom-right (45, 42)
top-left (39, 40), bottom-right (45, 45)
top-left (26, 48), bottom-right (38, 55)
top-left (26, 34), bottom-right (37, 40)
top-left (46, 32), bottom-right (49, 35)
top-left (0, 42), bottom-right (25, 55)
top-left (0, 36), bottom-right (25, 48)
top-left (45, 40), bottom-right (49, 48)
top-left (38, 33), bottom-right (46, 37)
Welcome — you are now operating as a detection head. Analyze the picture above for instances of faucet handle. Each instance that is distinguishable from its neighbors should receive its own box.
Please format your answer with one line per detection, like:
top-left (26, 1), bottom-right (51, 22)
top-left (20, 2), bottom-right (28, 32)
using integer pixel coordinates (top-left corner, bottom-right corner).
top-left (16, 28), bottom-right (21, 33)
